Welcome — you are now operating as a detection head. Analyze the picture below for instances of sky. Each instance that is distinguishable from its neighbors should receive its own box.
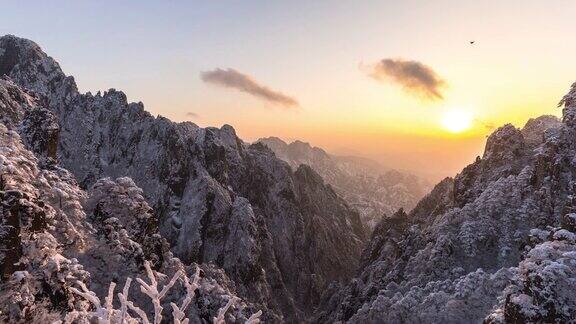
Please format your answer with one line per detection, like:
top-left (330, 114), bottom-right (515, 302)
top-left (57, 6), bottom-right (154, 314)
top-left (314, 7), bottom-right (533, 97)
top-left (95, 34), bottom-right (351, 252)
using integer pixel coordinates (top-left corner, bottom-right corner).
top-left (2, 0), bottom-right (575, 180)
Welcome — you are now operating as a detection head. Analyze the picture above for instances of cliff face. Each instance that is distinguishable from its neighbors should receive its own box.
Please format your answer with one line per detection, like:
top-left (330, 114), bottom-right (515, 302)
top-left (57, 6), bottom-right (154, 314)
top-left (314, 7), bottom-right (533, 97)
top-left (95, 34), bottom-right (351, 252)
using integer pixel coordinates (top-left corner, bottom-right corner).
top-left (0, 35), bottom-right (367, 321)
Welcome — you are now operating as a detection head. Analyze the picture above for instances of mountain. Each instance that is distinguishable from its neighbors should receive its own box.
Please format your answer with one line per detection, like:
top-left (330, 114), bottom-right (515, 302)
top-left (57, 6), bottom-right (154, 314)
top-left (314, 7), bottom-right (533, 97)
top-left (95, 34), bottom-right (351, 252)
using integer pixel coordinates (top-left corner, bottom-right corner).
top-left (258, 137), bottom-right (430, 228)
top-left (313, 96), bottom-right (576, 323)
top-left (3, 33), bottom-right (576, 324)
top-left (0, 35), bottom-right (367, 322)
top-left (0, 78), bottom-right (263, 322)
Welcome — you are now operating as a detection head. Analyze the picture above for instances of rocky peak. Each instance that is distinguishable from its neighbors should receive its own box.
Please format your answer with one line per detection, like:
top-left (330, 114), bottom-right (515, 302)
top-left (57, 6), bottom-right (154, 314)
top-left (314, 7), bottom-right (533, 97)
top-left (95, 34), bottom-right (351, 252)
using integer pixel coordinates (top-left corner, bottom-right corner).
top-left (451, 124), bottom-right (529, 207)
top-left (482, 124), bottom-right (526, 161)
top-left (521, 115), bottom-right (561, 147)
top-left (0, 35), bottom-right (76, 107)
top-left (257, 136), bottom-right (288, 152)
top-left (0, 35), bottom-right (41, 76)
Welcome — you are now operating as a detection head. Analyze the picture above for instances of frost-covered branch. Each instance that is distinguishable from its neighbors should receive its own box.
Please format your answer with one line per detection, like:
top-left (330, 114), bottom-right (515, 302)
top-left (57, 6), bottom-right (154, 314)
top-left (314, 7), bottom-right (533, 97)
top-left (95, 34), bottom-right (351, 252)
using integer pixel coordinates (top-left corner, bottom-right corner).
top-left (118, 277), bottom-right (132, 324)
top-left (67, 262), bottom-right (260, 324)
top-left (69, 280), bottom-right (110, 323)
top-left (171, 266), bottom-right (200, 324)
top-left (105, 282), bottom-right (116, 322)
top-left (213, 296), bottom-right (239, 324)
top-left (125, 299), bottom-right (150, 324)
top-left (135, 260), bottom-right (181, 324)
top-left (69, 280), bottom-right (101, 309)
top-left (246, 310), bottom-right (262, 324)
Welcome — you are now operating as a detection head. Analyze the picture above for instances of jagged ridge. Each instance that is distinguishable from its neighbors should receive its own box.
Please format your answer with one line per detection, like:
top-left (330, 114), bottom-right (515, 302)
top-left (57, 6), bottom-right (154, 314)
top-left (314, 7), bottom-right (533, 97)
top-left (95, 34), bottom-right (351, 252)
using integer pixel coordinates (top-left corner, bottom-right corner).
top-left (0, 82), bottom-right (260, 322)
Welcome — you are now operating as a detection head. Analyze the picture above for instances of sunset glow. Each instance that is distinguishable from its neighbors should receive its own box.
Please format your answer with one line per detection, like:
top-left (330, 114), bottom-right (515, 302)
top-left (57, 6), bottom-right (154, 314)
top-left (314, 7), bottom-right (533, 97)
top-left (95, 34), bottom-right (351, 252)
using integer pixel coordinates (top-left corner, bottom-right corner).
top-left (441, 110), bottom-right (473, 133)
top-left (3, 1), bottom-right (572, 179)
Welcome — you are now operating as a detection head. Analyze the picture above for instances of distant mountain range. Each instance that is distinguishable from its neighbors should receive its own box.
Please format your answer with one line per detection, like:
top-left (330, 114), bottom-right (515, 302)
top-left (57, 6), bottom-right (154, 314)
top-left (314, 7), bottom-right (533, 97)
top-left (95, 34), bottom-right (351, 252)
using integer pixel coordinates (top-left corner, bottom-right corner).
top-left (257, 137), bottom-right (430, 228)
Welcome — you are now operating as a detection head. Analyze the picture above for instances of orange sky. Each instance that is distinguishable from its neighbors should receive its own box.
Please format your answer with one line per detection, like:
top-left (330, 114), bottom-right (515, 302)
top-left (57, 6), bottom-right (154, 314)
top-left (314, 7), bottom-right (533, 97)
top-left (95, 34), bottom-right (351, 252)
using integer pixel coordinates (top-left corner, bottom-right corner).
top-left (6, 1), bottom-right (573, 180)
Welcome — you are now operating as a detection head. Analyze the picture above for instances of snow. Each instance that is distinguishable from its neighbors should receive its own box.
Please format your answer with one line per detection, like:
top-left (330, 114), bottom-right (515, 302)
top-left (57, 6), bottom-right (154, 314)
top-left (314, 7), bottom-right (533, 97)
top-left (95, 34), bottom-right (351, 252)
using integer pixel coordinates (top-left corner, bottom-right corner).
top-left (315, 81), bottom-right (576, 323)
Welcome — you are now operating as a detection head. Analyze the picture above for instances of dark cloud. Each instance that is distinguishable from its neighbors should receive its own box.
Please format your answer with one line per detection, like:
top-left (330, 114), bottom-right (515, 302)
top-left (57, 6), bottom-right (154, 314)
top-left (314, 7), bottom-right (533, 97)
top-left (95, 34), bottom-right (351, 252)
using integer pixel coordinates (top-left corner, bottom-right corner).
top-left (200, 68), bottom-right (298, 108)
top-left (185, 112), bottom-right (199, 118)
top-left (366, 58), bottom-right (446, 100)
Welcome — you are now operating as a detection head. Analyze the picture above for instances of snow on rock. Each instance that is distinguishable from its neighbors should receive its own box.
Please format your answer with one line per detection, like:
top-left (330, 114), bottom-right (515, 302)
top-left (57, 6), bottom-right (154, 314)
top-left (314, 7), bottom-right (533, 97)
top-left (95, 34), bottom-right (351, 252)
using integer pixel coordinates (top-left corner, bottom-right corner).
top-left (485, 225), bottom-right (576, 323)
top-left (0, 122), bottom-right (91, 322)
top-left (0, 76), bottom-right (38, 126)
top-left (521, 115), bottom-right (561, 147)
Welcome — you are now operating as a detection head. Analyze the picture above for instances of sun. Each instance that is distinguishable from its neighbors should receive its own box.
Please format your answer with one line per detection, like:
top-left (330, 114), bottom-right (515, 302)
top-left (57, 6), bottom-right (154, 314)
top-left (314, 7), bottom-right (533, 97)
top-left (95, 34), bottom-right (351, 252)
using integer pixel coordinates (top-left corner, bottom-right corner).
top-left (441, 109), bottom-right (473, 133)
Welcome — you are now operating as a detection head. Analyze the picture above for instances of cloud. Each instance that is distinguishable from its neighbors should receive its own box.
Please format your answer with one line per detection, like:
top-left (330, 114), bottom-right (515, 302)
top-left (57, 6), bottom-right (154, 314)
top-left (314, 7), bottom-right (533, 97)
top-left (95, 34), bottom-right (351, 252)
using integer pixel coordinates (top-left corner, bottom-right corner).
top-left (200, 68), bottom-right (298, 108)
top-left (365, 58), bottom-right (446, 100)
top-left (185, 112), bottom-right (199, 118)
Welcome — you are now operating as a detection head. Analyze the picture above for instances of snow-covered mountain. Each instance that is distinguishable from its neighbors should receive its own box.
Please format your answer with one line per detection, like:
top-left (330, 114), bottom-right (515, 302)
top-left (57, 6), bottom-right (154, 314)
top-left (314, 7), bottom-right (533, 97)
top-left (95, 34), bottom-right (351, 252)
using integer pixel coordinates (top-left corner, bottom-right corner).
top-left (0, 78), bottom-right (263, 323)
top-left (0, 35), bottom-right (367, 322)
top-left (3, 33), bottom-right (576, 324)
top-left (257, 137), bottom-right (430, 229)
top-left (313, 99), bottom-right (576, 322)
